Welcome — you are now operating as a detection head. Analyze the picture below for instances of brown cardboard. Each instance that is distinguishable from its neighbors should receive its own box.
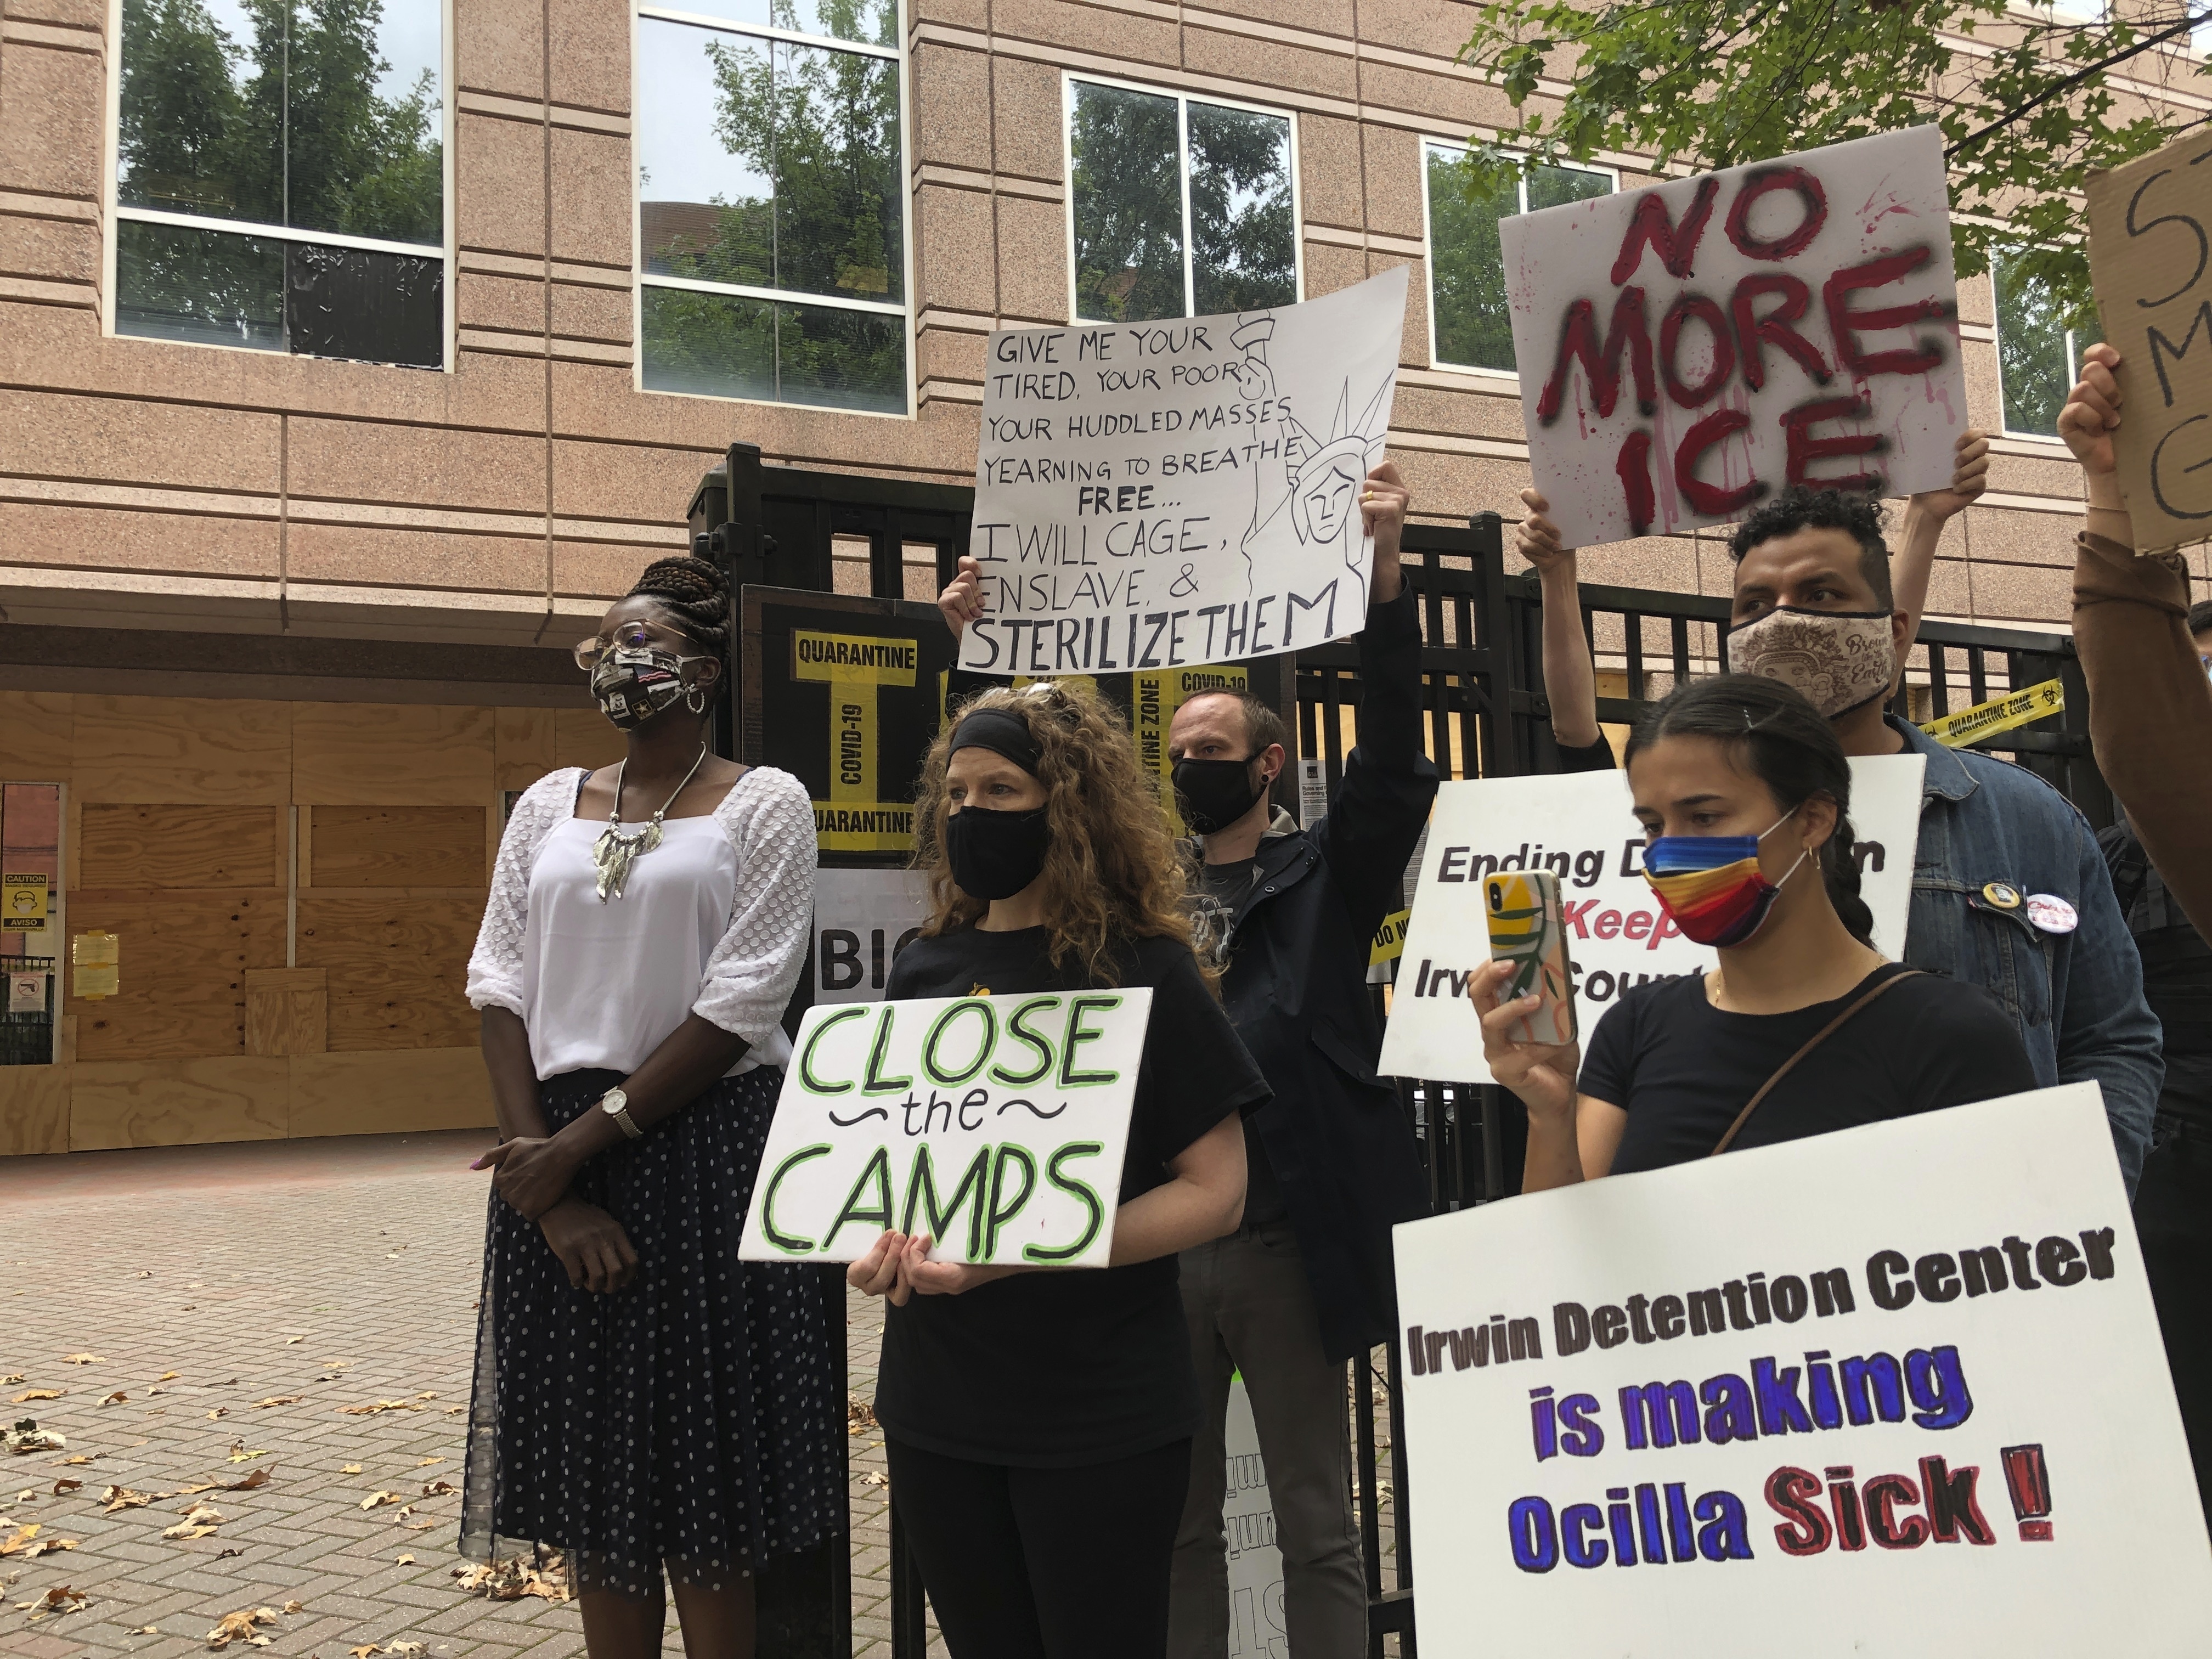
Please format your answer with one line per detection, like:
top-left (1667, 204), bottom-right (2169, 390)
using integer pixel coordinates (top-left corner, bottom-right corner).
top-left (2087, 130), bottom-right (2212, 554)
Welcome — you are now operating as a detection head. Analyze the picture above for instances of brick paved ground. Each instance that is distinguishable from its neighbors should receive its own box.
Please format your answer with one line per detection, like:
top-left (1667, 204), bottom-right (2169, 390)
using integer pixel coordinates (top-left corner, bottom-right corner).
top-left (0, 1132), bottom-right (940, 1659)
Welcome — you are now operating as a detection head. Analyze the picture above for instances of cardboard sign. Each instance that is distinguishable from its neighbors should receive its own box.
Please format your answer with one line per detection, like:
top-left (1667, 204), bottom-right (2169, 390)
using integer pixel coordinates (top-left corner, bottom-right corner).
top-left (1378, 757), bottom-right (1923, 1085)
top-left (813, 868), bottom-right (932, 1005)
top-left (2087, 128), bottom-right (2212, 553)
top-left (962, 267), bottom-right (1408, 676)
top-left (1918, 678), bottom-right (2065, 749)
top-left (1394, 1083), bottom-right (2211, 1655)
top-left (1503, 128), bottom-right (1966, 549)
top-left (739, 990), bottom-right (1151, 1269)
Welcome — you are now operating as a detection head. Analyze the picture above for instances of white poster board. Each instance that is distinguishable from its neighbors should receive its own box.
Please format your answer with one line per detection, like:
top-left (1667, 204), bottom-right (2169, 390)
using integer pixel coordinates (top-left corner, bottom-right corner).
top-left (1503, 127), bottom-right (1966, 549)
top-left (1394, 1083), bottom-right (2212, 1655)
top-left (739, 990), bottom-right (1151, 1269)
top-left (1223, 1376), bottom-right (1288, 1659)
top-left (813, 868), bottom-right (932, 1005)
top-left (1378, 755), bottom-right (1923, 1085)
top-left (961, 267), bottom-right (1409, 676)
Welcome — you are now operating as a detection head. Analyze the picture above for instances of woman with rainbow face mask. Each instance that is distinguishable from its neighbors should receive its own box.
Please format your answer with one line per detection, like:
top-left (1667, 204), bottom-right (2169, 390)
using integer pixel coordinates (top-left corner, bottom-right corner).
top-left (1472, 674), bottom-right (2038, 1188)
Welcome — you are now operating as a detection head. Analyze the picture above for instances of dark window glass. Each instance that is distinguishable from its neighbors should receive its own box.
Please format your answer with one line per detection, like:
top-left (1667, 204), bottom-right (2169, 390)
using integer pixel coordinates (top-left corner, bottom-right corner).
top-left (1188, 102), bottom-right (1295, 315)
top-left (1427, 151), bottom-right (1611, 373)
top-left (117, 218), bottom-right (441, 367)
top-left (1070, 82), bottom-right (1185, 324)
top-left (1993, 251), bottom-right (2100, 437)
top-left (637, 18), bottom-right (902, 306)
top-left (117, 0), bottom-right (443, 246)
top-left (641, 286), bottom-right (902, 411)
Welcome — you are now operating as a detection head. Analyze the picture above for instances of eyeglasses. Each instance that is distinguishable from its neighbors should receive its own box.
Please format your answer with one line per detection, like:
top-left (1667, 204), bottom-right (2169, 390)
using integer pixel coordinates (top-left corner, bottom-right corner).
top-left (574, 619), bottom-right (679, 672)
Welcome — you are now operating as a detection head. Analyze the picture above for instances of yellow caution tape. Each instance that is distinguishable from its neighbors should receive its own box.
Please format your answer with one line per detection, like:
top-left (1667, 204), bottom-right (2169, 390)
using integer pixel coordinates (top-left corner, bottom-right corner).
top-left (1370, 907), bottom-right (1412, 967)
top-left (1917, 678), bottom-right (2065, 749)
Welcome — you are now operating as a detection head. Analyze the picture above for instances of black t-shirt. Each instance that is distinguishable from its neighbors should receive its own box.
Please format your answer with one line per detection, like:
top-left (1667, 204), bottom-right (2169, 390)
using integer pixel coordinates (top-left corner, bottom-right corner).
top-left (1190, 857), bottom-right (1288, 1226)
top-left (1580, 963), bottom-right (2037, 1173)
top-left (1554, 734), bottom-right (1620, 773)
top-left (874, 926), bottom-right (1272, 1466)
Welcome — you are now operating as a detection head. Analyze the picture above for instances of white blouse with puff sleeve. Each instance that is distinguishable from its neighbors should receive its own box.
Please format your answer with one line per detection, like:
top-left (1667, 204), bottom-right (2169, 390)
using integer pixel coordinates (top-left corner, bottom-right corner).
top-left (466, 765), bottom-right (817, 1082)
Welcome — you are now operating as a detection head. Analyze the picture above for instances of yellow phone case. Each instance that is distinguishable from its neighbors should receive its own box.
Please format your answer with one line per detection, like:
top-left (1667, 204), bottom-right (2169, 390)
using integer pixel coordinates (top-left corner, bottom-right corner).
top-left (1484, 871), bottom-right (1577, 1045)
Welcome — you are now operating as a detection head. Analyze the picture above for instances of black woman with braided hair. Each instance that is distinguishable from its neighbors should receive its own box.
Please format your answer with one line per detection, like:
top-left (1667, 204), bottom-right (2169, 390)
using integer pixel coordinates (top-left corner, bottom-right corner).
top-left (460, 554), bottom-right (840, 1659)
top-left (1472, 674), bottom-right (2038, 1188)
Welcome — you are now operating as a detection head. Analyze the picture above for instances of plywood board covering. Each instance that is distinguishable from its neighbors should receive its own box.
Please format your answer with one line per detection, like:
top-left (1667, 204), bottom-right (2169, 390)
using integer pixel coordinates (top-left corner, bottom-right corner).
top-left (291, 704), bottom-right (495, 805)
top-left (0, 693), bottom-right (72, 778)
top-left (245, 967), bottom-right (328, 1057)
top-left (0, 1064), bottom-right (70, 1156)
top-left (311, 805), bottom-right (487, 888)
top-left (70, 696), bottom-right (292, 805)
top-left (296, 889), bottom-right (485, 1051)
top-left (553, 708), bottom-right (624, 774)
top-left (70, 1056), bottom-right (291, 1149)
top-left (287, 1046), bottom-right (496, 1137)
top-left (66, 889), bottom-right (290, 1059)
top-left (80, 804), bottom-right (285, 889)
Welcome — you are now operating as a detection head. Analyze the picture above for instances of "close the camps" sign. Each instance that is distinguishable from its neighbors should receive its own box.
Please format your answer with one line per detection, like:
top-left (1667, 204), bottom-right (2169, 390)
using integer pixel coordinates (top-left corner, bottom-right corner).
top-left (1395, 1083), bottom-right (2211, 1655)
top-left (738, 990), bottom-right (1150, 1269)
top-left (961, 267), bottom-right (1407, 676)
top-left (1503, 127), bottom-right (1967, 549)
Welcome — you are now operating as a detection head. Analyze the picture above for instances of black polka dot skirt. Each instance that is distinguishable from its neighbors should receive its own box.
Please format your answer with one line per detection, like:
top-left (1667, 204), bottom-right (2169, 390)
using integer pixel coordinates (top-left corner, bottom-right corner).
top-left (459, 1066), bottom-right (843, 1597)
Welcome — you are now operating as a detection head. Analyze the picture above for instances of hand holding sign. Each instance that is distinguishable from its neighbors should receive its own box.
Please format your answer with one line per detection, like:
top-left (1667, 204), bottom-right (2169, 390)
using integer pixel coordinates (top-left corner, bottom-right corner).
top-left (1470, 957), bottom-right (1582, 1120)
top-left (2059, 341), bottom-right (2125, 481)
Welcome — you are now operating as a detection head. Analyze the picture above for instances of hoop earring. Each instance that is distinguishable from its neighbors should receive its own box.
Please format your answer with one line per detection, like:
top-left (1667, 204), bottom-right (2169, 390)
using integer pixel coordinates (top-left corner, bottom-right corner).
top-left (685, 686), bottom-right (709, 714)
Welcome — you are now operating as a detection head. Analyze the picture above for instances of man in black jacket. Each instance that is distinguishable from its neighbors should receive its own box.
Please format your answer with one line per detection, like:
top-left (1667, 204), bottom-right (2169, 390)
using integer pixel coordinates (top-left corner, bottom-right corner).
top-left (1156, 462), bottom-right (1434, 1658)
top-left (934, 465), bottom-right (1435, 1656)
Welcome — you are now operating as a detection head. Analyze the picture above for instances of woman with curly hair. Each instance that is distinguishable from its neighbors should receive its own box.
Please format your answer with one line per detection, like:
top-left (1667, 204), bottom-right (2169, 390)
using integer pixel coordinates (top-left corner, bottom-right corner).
top-left (847, 679), bottom-right (1267, 1659)
top-left (461, 554), bottom-right (840, 1659)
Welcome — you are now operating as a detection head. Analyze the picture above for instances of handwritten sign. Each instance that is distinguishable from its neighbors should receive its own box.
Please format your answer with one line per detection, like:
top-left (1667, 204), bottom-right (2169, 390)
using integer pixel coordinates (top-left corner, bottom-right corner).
top-left (1395, 1082), bottom-right (2211, 1654)
top-left (962, 267), bottom-right (1408, 676)
top-left (2088, 128), bottom-right (2212, 553)
top-left (738, 990), bottom-right (1151, 1269)
top-left (1503, 127), bottom-right (1966, 549)
top-left (1378, 757), bottom-right (1923, 1084)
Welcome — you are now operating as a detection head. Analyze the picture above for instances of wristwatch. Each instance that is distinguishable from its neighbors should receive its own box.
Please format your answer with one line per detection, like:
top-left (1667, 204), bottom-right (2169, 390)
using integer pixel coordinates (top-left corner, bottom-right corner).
top-left (600, 1087), bottom-right (642, 1140)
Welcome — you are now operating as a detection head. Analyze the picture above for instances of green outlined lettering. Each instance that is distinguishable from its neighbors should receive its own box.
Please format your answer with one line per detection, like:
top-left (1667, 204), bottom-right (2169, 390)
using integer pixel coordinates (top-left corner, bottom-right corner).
top-left (862, 1004), bottom-right (914, 1095)
top-left (901, 1142), bottom-right (992, 1259)
top-left (1025, 1141), bottom-right (1107, 1263)
top-left (922, 998), bottom-right (998, 1086)
top-left (798, 1006), bottom-right (866, 1095)
top-left (760, 1142), bottom-right (832, 1253)
top-left (1058, 994), bottom-right (1125, 1087)
top-left (984, 1144), bottom-right (1037, 1259)
top-left (990, 995), bottom-right (1060, 1086)
top-left (823, 1146), bottom-right (895, 1251)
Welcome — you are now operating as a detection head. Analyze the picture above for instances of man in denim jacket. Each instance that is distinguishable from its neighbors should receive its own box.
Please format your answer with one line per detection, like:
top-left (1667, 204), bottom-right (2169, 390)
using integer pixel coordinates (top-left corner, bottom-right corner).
top-left (1726, 487), bottom-right (2160, 1190)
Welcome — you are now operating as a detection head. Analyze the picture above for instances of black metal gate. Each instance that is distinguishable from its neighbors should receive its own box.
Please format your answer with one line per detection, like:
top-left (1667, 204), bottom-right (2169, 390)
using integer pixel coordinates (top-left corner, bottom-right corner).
top-left (689, 450), bottom-right (2105, 1658)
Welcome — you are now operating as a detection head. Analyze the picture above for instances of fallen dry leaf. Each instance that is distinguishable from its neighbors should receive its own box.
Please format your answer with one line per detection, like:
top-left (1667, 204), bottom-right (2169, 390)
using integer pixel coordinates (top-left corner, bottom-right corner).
top-left (11, 1391), bottom-right (60, 1404)
top-left (136, 1270), bottom-right (153, 1278)
top-left (337, 1401), bottom-right (414, 1417)
top-left (281, 1601), bottom-right (304, 1615)
top-left (416, 1458), bottom-right (443, 1468)
top-left (162, 1504), bottom-right (223, 1539)
top-left (847, 1393), bottom-right (877, 1434)
top-left (443, 1406), bottom-right (464, 1415)
top-left (358, 1491), bottom-right (403, 1511)
top-left (420, 1481), bottom-right (455, 1497)
top-left (0, 1523), bottom-right (77, 1559)
top-left (283, 1337), bottom-right (304, 1346)
top-left (251, 1397), bottom-right (300, 1409)
top-left (215, 1547), bottom-right (242, 1560)
top-left (403, 1519), bottom-right (436, 1532)
top-left (206, 1409), bottom-right (228, 1421)
top-left (0, 1375), bottom-right (21, 1386)
top-left (340, 1464), bottom-right (362, 1475)
top-left (59, 1355), bottom-right (102, 1367)
top-left (103, 1487), bottom-right (152, 1513)
top-left (98, 1391), bottom-right (128, 1407)
top-left (0, 1525), bottom-right (37, 1555)
top-left (395, 1553), bottom-right (415, 1566)
top-left (204, 1606), bottom-right (278, 1649)
top-left (386, 1640), bottom-right (426, 1656)
top-left (50, 1479), bottom-right (80, 1496)
top-left (861, 1470), bottom-right (889, 1489)
top-left (23, 1584), bottom-right (87, 1621)
top-left (227, 1448), bottom-right (270, 1464)
top-left (128, 1624), bottom-right (160, 1634)
top-left (452, 1556), bottom-right (569, 1604)
top-left (55, 1455), bottom-right (92, 1467)
top-left (349, 1645), bottom-right (380, 1656)
top-left (221, 1467), bottom-right (271, 1492)
top-left (153, 1372), bottom-right (180, 1383)
top-left (1, 1419), bottom-right (58, 1456)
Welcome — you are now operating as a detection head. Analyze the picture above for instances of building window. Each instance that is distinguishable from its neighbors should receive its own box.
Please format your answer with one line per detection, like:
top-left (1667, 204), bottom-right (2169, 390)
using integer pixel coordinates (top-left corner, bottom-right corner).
top-left (113, 0), bottom-right (447, 369)
top-left (1991, 251), bottom-right (2101, 438)
top-left (1066, 78), bottom-right (1297, 324)
top-left (1425, 144), bottom-right (1612, 374)
top-left (635, 1), bottom-right (908, 415)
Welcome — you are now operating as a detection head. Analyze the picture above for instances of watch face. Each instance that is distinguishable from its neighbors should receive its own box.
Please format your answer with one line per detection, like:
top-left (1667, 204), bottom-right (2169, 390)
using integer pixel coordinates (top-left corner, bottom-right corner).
top-left (602, 1088), bottom-right (627, 1112)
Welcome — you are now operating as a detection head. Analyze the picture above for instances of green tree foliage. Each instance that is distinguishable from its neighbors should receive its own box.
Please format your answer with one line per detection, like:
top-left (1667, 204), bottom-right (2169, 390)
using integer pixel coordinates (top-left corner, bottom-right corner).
top-left (1188, 103), bottom-right (1296, 315)
top-left (1452, 0), bottom-right (2209, 328)
top-left (118, 0), bottom-right (442, 244)
top-left (1071, 83), bottom-right (1187, 323)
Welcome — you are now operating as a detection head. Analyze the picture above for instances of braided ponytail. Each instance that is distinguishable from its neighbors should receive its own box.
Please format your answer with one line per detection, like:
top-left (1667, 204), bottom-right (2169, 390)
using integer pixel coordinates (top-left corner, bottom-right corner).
top-left (1821, 814), bottom-right (1877, 947)
top-left (627, 555), bottom-right (731, 658)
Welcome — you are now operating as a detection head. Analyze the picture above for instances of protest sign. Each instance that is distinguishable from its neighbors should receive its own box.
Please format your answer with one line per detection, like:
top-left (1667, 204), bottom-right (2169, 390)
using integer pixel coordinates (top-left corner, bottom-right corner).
top-left (1395, 1082), bottom-right (2211, 1654)
top-left (738, 990), bottom-right (1150, 1269)
top-left (1222, 1378), bottom-right (1287, 1659)
top-left (961, 267), bottom-right (1408, 677)
top-left (1377, 756), bottom-right (1922, 1085)
top-left (1502, 127), bottom-right (1966, 549)
top-left (2087, 128), bottom-right (2212, 552)
top-left (812, 868), bottom-right (931, 1005)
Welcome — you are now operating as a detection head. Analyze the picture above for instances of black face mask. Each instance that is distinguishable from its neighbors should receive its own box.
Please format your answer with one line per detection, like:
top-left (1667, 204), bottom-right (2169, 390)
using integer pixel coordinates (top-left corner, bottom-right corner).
top-left (1172, 756), bottom-right (1267, 836)
top-left (945, 804), bottom-right (1051, 901)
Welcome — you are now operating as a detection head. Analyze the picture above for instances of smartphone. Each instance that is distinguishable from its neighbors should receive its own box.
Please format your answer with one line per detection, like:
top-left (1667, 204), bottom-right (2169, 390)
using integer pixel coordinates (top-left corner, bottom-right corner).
top-left (1484, 871), bottom-right (1577, 1046)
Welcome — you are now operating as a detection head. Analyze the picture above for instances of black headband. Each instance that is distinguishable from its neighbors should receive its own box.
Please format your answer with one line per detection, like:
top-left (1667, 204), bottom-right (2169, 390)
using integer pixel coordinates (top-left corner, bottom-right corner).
top-left (950, 708), bottom-right (1043, 777)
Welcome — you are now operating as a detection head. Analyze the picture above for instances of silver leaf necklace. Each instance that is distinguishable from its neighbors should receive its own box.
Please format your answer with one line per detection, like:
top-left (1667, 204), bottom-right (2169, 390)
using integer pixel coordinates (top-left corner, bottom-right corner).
top-left (592, 746), bottom-right (709, 901)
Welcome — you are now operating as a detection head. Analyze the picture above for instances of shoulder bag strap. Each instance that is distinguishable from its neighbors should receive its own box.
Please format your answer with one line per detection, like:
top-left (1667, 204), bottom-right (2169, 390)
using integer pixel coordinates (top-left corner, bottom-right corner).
top-left (1709, 970), bottom-right (1927, 1157)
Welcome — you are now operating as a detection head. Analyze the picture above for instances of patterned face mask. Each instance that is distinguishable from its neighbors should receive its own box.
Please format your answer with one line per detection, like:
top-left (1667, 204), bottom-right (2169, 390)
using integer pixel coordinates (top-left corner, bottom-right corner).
top-left (589, 644), bottom-right (712, 730)
top-left (1640, 812), bottom-right (1809, 947)
top-left (1728, 606), bottom-right (1897, 719)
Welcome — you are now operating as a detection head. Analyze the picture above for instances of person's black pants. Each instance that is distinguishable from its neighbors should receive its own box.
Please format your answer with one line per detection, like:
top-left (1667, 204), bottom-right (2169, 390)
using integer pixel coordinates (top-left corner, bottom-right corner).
top-left (886, 1435), bottom-right (1192, 1659)
top-left (2136, 1111), bottom-right (2212, 1522)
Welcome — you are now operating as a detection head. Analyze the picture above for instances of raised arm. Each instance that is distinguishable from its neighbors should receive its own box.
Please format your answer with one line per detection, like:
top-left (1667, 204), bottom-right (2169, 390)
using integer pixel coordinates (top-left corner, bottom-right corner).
top-left (1516, 489), bottom-right (1601, 751)
top-left (1892, 428), bottom-right (1990, 648)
